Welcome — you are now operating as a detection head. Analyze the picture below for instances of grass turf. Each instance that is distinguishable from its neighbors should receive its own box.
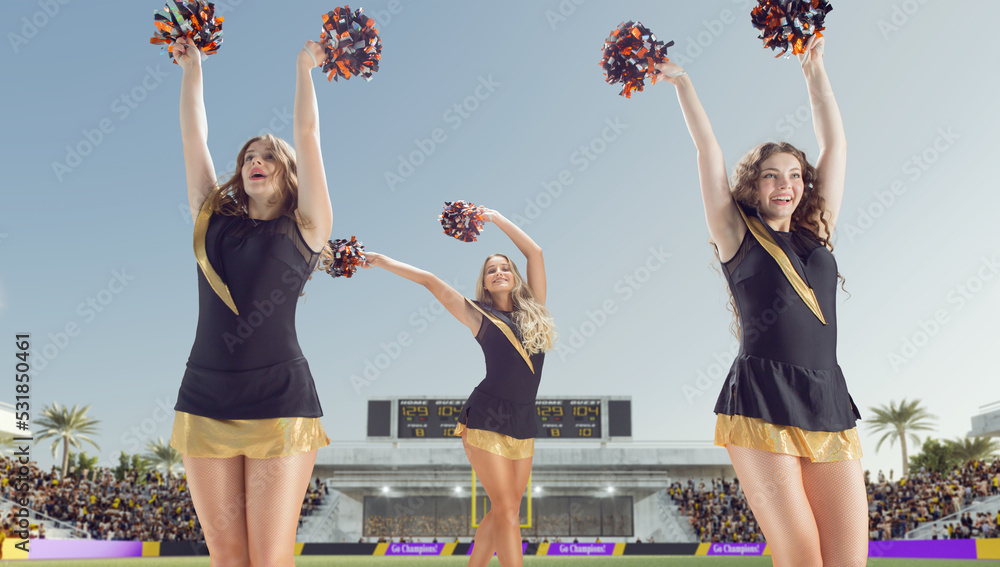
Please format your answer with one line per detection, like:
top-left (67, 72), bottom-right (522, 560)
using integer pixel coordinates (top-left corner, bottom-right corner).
top-left (10, 558), bottom-right (996, 566)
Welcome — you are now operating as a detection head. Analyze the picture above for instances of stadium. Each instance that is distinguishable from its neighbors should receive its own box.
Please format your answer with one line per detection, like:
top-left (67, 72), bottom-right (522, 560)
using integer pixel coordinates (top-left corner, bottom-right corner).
top-left (4, 0), bottom-right (1000, 565)
top-left (4, 398), bottom-right (1000, 564)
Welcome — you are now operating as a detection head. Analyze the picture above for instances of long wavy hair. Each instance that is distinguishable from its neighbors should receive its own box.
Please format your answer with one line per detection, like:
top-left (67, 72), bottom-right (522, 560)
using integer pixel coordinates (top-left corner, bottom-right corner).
top-left (205, 134), bottom-right (302, 223)
top-left (717, 142), bottom-right (845, 338)
top-left (475, 254), bottom-right (556, 354)
top-left (204, 134), bottom-right (331, 284)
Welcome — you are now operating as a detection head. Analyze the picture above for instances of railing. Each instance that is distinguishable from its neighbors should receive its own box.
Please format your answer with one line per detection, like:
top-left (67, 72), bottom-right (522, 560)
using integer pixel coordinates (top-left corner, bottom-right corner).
top-left (0, 495), bottom-right (91, 539)
top-left (655, 489), bottom-right (698, 543)
top-left (301, 491), bottom-right (342, 542)
top-left (904, 494), bottom-right (1000, 540)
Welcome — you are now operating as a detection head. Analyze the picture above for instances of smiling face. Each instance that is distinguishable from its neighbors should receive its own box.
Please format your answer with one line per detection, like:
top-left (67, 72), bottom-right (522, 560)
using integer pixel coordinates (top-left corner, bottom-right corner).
top-left (754, 152), bottom-right (804, 226)
top-left (482, 255), bottom-right (515, 297)
top-left (241, 140), bottom-right (280, 200)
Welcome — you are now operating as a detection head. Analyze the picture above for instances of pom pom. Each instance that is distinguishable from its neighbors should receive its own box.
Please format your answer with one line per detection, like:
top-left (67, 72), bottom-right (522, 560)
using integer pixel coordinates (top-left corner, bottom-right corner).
top-left (601, 21), bottom-right (674, 98)
top-left (150, 0), bottom-right (224, 63)
top-left (319, 6), bottom-right (382, 82)
top-left (439, 201), bottom-right (486, 243)
top-left (324, 236), bottom-right (367, 278)
top-left (751, 0), bottom-right (832, 57)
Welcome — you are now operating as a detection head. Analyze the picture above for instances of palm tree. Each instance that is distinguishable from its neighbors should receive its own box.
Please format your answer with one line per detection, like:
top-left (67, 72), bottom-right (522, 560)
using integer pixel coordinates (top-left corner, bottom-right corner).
top-left (866, 398), bottom-right (937, 477)
top-left (34, 402), bottom-right (100, 478)
top-left (66, 450), bottom-right (100, 480)
top-left (144, 437), bottom-right (183, 484)
top-left (948, 436), bottom-right (1000, 464)
top-left (113, 451), bottom-right (151, 482)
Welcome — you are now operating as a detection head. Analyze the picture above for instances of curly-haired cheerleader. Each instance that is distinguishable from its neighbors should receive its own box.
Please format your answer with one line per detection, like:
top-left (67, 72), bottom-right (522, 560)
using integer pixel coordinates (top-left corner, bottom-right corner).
top-left (657, 36), bottom-right (867, 566)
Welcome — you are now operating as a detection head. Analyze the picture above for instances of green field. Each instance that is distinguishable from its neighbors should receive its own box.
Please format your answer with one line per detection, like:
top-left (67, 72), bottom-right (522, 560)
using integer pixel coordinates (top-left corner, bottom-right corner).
top-left (10, 558), bottom-right (998, 566)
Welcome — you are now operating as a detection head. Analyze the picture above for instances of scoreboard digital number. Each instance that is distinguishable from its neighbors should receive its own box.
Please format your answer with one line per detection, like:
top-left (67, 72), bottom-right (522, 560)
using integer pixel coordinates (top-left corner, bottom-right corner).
top-left (536, 399), bottom-right (601, 439)
top-left (396, 399), bottom-right (602, 440)
top-left (397, 400), bottom-right (465, 439)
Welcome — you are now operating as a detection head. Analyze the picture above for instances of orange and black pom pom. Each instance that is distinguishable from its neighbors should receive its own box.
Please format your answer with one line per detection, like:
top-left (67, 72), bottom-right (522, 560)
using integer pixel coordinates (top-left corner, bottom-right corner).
top-left (601, 21), bottom-right (674, 99)
top-left (150, 1), bottom-right (224, 64)
top-left (751, 0), bottom-right (832, 57)
top-left (319, 6), bottom-right (382, 82)
top-left (440, 201), bottom-right (486, 243)
top-left (325, 236), bottom-right (367, 278)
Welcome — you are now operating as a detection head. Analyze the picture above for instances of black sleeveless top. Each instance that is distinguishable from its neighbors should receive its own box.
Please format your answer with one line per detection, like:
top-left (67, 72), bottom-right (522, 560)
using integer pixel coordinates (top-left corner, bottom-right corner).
top-left (458, 303), bottom-right (545, 439)
top-left (174, 213), bottom-right (324, 420)
top-left (714, 224), bottom-right (861, 432)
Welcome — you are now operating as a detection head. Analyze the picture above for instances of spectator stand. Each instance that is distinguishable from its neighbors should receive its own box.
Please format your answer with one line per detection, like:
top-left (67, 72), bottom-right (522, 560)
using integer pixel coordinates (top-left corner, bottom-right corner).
top-left (905, 495), bottom-right (1000, 540)
top-left (669, 457), bottom-right (1000, 543)
top-left (1, 496), bottom-right (88, 539)
top-left (298, 481), bottom-right (347, 542)
top-left (316, 439), bottom-right (731, 543)
top-left (1, 456), bottom-right (325, 542)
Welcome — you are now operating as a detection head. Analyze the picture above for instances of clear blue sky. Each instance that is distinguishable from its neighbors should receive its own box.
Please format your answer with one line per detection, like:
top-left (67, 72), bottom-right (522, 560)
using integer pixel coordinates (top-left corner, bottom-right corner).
top-left (2, 0), bottom-right (998, 479)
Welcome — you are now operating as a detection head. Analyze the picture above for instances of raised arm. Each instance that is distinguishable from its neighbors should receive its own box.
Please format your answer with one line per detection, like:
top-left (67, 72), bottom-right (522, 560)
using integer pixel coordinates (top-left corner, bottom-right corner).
top-left (481, 209), bottom-right (546, 305)
top-left (799, 36), bottom-right (846, 235)
top-left (364, 253), bottom-right (481, 334)
top-left (174, 37), bottom-right (218, 222)
top-left (654, 61), bottom-right (745, 262)
top-left (293, 41), bottom-right (334, 253)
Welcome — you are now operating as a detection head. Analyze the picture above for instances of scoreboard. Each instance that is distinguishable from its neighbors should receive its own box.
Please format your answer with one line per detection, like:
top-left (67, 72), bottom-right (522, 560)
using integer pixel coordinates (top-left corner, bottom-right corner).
top-left (532, 399), bottom-right (601, 439)
top-left (397, 399), bottom-right (466, 439)
top-left (368, 397), bottom-right (632, 442)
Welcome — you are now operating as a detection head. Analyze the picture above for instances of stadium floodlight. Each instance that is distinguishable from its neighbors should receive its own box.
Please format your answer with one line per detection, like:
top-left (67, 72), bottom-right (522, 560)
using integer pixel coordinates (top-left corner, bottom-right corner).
top-left (382, 486), bottom-right (390, 493)
top-left (606, 486), bottom-right (615, 494)
top-left (534, 486), bottom-right (542, 493)
top-left (454, 486), bottom-right (462, 494)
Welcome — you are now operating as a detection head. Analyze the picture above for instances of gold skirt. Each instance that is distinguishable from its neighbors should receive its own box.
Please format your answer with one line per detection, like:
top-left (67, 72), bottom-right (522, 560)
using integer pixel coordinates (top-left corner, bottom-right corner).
top-left (455, 422), bottom-right (534, 460)
top-left (714, 414), bottom-right (862, 463)
top-left (170, 411), bottom-right (330, 459)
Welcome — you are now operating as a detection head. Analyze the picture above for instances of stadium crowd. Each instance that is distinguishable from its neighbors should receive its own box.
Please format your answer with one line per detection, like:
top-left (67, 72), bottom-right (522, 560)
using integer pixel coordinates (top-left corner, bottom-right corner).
top-left (868, 458), bottom-right (1000, 540)
top-left (5, 454), bottom-right (998, 543)
top-left (668, 476), bottom-right (762, 543)
top-left (1, 457), bottom-right (327, 541)
top-left (670, 457), bottom-right (1000, 542)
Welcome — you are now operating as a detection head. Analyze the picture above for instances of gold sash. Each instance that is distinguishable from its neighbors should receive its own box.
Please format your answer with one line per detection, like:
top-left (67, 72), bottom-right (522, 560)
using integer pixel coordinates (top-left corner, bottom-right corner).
top-left (194, 198), bottom-right (239, 315)
top-left (466, 299), bottom-right (535, 374)
top-left (736, 206), bottom-right (826, 325)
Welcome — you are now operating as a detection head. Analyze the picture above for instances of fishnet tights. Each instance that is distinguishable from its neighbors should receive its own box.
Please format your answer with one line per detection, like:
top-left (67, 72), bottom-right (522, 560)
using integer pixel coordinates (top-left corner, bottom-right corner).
top-left (727, 444), bottom-right (868, 567)
top-left (183, 450), bottom-right (317, 567)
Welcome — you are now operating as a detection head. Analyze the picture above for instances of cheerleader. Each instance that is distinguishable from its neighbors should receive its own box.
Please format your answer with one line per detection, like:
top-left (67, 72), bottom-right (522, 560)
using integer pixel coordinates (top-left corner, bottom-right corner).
top-left (168, 36), bottom-right (333, 566)
top-left (365, 209), bottom-right (555, 567)
top-left (656, 36), bottom-right (867, 566)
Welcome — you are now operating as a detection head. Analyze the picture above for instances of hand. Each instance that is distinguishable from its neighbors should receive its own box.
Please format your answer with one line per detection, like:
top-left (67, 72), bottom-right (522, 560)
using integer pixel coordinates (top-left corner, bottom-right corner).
top-left (363, 251), bottom-right (384, 268)
top-left (300, 40), bottom-right (327, 69)
top-left (652, 60), bottom-right (688, 86)
top-left (480, 207), bottom-right (499, 223)
top-left (798, 35), bottom-right (825, 67)
top-left (172, 36), bottom-right (202, 72)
